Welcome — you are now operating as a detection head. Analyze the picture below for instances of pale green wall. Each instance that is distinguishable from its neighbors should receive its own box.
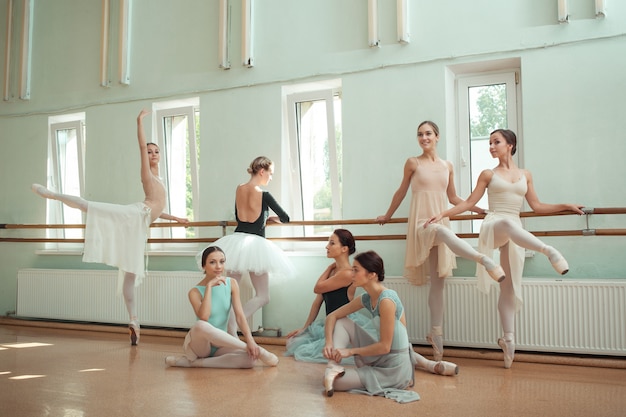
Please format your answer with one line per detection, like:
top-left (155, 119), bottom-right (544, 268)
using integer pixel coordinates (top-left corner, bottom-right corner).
top-left (1, 0), bottom-right (625, 332)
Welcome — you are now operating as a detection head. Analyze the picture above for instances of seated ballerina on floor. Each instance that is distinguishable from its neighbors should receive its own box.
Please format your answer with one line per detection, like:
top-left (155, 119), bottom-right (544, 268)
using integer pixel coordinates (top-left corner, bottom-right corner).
top-left (165, 246), bottom-right (278, 368)
top-left (285, 228), bottom-right (366, 364)
top-left (322, 250), bottom-right (459, 404)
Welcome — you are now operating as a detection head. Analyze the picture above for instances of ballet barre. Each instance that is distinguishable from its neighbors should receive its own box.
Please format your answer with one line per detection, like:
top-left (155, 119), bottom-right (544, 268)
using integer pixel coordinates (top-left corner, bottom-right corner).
top-left (1, 207), bottom-right (625, 243)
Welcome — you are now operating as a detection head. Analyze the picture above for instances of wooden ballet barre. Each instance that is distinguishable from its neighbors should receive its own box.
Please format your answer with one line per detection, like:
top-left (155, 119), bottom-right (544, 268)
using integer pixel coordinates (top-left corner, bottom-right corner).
top-left (3, 207), bottom-right (622, 231)
top-left (2, 208), bottom-right (625, 244)
top-left (4, 228), bottom-right (626, 245)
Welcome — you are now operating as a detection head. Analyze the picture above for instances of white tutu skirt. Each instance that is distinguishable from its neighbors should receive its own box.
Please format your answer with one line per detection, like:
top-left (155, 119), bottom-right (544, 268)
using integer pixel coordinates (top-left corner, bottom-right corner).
top-left (197, 232), bottom-right (295, 283)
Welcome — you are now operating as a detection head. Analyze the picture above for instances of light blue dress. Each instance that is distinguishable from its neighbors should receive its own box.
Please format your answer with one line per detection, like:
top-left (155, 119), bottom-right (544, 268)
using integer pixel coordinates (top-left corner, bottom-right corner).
top-left (349, 289), bottom-right (419, 403)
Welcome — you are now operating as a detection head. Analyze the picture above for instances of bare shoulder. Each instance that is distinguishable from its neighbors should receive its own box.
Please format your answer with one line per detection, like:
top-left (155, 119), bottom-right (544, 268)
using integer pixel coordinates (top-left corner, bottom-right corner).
top-left (443, 159), bottom-right (455, 172)
top-left (479, 169), bottom-right (495, 182)
top-left (404, 156), bottom-right (418, 170)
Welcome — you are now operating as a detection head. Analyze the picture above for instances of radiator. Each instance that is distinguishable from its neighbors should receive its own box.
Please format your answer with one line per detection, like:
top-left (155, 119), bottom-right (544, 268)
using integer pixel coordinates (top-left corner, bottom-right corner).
top-left (16, 269), bottom-right (262, 331)
top-left (385, 277), bottom-right (626, 356)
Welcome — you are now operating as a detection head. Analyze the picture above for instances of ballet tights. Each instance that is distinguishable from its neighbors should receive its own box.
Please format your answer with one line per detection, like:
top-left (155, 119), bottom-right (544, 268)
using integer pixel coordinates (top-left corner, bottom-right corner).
top-left (184, 321), bottom-right (257, 368)
top-left (492, 218), bottom-right (565, 337)
top-left (428, 225), bottom-right (498, 331)
top-left (123, 272), bottom-right (137, 322)
top-left (496, 244), bottom-right (516, 335)
top-left (227, 271), bottom-right (270, 335)
top-left (428, 247), bottom-right (445, 328)
top-left (327, 318), bottom-right (365, 391)
top-left (32, 184), bottom-right (89, 212)
top-left (491, 217), bottom-right (554, 260)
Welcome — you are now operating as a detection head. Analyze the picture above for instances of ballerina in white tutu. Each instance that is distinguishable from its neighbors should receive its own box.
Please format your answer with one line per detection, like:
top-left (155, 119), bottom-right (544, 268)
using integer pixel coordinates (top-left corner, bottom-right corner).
top-left (203, 156), bottom-right (294, 334)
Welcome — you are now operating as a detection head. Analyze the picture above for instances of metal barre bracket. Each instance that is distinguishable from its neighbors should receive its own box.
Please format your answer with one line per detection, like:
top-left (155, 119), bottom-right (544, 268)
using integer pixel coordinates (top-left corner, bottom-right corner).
top-left (582, 229), bottom-right (596, 236)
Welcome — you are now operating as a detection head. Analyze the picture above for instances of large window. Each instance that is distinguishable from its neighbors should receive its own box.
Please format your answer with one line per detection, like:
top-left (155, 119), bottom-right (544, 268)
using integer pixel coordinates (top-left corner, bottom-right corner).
top-left (284, 81), bottom-right (342, 237)
top-left (46, 113), bottom-right (86, 247)
top-left (152, 101), bottom-right (200, 246)
top-left (454, 70), bottom-right (520, 233)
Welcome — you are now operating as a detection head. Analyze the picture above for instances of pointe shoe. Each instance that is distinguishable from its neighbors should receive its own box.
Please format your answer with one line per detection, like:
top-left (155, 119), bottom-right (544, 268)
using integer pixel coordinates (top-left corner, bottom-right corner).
top-left (434, 360), bottom-right (460, 376)
top-left (31, 183), bottom-right (53, 199)
top-left (259, 348), bottom-right (279, 367)
top-left (486, 265), bottom-right (506, 282)
top-left (165, 355), bottom-right (192, 367)
top-left (498, 337), bottom-right (515, 369)
top-left (324, 365), bottom-right (345, 397)
top-left (544, 246), bottom-right (569, 275)
top-left (129, 321), bottom-right (140, 346)
top-left (426, 332), bottom-right (443, 361)
top-left (551, 256), bottom-right (569, 275)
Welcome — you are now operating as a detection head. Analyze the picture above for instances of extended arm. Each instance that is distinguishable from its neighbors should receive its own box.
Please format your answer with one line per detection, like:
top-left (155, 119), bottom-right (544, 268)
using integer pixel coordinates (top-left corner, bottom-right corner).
top-left (158, 212), bottom-right (189, 223)
top-left (286, 294), bottom-right (324, 338)
top-left (264, 192), bottom-right (290, 224)
top-left (523, 170), bottom-right (584, 215)
top-left (376, 158), bottom-right (415, 224)
top-left (445, 161), bottom-right (485, 214)
top-left (426, 169), bottom-right (492, 225)
top-left (137, 109), bottom-right (152, 186)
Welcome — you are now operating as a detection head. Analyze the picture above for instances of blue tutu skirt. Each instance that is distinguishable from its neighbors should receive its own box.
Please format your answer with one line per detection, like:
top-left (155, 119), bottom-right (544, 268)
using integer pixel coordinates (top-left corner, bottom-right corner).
top-left (284, 312), bottom-right (373, 364)
top-left (196, 232), bottom-right (295, 283)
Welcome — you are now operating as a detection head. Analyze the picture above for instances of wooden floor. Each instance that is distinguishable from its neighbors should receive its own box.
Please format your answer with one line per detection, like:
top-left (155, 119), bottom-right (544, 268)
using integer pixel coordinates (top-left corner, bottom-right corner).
top-left (1, 320), bottom-right (625, 417)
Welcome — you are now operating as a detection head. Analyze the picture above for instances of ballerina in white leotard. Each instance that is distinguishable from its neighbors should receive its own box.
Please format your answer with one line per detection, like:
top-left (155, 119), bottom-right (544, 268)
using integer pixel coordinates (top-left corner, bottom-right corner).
top-left (426, 129), bottom-right (584, 368)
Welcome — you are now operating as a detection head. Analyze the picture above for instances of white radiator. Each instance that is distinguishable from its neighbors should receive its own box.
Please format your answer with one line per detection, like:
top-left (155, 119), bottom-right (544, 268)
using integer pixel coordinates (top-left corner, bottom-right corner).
top-left (385, 277), bottom-right (626, 356)
top-left (16, 269), bottom-right (262, 331)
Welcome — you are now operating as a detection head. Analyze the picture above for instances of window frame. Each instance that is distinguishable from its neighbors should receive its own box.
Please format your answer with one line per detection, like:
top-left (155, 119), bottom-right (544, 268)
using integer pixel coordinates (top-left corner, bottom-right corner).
top-left (45, 115), bottom-right (86, 249)
top-left (150, 103), bottom-right (200, 251)
top-left (285, 85), bottom-right (342, 240)
top-left (451, 69), bottom-right (521, 234)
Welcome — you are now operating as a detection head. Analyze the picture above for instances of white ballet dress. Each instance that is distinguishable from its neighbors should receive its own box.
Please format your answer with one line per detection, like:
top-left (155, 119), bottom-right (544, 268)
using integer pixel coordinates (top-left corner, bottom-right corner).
top-left (83, 201), bottom-right (152, 285)
top-left (476, 172), bottom-right (527, 311)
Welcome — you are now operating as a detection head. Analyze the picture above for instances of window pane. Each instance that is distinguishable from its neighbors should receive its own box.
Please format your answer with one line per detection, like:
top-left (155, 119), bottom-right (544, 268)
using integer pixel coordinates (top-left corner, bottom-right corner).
top-left (468, 84), bottom-right (507, 231)
top-left (297, 97), bottom-right (342, 236)
top-left (55, 127), bottom-right (83, 239)
top-left (162, 114), bottom-right (194, 239)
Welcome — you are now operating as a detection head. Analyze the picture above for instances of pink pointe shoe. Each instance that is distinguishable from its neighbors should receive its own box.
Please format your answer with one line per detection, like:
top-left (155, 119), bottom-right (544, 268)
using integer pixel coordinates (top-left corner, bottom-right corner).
top-left (498, 337), bottom-right (515, 369)
top-left (543, 246), bottom-right (569, 275)
top-left (324, 365), bottom-right (345, 397)
top-left (551, 256), bottom-right (569, 275)
top-left (486, 265), bottom-right (506, 282)
top-left (426, 332), bottom-right (443, 361)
